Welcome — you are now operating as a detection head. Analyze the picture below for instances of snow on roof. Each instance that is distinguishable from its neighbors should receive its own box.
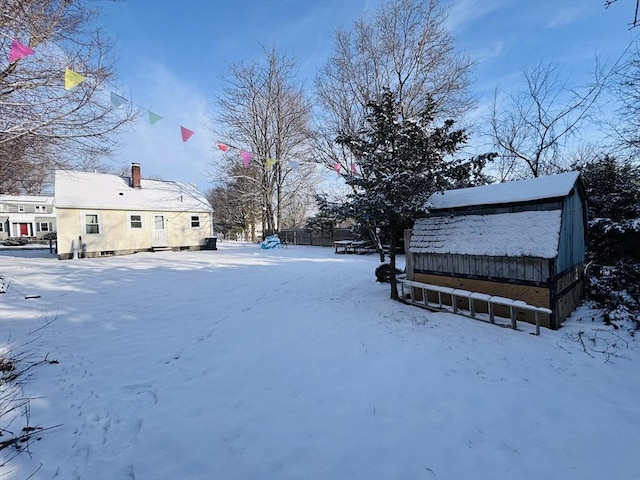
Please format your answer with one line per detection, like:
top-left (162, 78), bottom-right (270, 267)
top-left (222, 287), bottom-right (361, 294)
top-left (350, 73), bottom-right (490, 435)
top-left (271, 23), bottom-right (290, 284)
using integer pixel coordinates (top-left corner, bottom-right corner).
top-left (0, 194), bottom-right (53, 203)
top-left (410, 209), bottom-right (562, 258)
top-left (54, 170), bottom-right (211, 212)
top-left (428, 171), bottom-right (580, 210)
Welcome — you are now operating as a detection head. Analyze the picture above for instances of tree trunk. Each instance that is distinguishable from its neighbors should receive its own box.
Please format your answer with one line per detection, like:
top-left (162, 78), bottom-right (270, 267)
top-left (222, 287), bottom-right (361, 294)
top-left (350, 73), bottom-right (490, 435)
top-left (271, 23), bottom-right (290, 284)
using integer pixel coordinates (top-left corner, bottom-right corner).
top-left (368, 226), bottom-right (385, 262)
top-left (389, 231), bottom-right (399, 300)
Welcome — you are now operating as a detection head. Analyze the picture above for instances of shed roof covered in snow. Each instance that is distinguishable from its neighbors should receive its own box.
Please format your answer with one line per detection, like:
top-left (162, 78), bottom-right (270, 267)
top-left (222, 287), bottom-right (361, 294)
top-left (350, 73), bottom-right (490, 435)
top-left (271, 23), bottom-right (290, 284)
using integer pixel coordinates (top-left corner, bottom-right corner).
top-left (428, 171), bottom-right (580, 211)
top-left (410, 210), bottom-right (562, 258)
top-left (55, 170), bottom-right (211, 212)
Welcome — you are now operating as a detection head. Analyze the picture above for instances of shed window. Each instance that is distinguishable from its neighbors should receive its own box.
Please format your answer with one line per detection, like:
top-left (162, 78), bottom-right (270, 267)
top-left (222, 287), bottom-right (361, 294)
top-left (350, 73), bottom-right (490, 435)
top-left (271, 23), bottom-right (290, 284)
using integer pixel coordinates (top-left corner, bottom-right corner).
top-left (130, 214), bottom-right (142, 229)
top-left (191, 215), bottom-right (200, 228)
top-left (85, 214), bottom-right (100, 234)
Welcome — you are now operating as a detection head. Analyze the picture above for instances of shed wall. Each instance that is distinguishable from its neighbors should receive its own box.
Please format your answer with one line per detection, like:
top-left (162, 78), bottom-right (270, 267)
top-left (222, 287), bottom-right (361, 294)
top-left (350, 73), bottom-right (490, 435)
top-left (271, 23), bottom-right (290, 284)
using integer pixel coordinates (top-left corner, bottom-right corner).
top-left (413, 253), bottom-right (551, 284)
top-left (557, 186), bottom-right (587, 273)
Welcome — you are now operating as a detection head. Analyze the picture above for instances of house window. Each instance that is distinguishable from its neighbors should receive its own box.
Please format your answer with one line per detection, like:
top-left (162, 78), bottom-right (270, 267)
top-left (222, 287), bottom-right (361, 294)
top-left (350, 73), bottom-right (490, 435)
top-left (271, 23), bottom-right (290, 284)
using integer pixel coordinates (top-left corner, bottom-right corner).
top-left (85, 214), bottom-right (100, 234)
top-left (0, 223), bottom-right (4, 232)
top-left (35, 205), bottom-right (47, 213)
top-left (39, 222), bottom-right (50, 232)
top-left (129, 214), bottom-right (142, 229)
top-left (18, 205), bottom-right (25, 212)
top-left (191, 215), bottom-right (200, 228)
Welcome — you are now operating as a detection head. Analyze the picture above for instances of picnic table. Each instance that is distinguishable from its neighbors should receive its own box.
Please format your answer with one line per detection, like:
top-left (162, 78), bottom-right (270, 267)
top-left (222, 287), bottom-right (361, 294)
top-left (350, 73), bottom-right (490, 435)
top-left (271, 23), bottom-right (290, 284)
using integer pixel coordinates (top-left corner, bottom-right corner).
top-left (333, 240), bottom-right (375, 254)
top-left (334, 240), bottom-right (353, 254)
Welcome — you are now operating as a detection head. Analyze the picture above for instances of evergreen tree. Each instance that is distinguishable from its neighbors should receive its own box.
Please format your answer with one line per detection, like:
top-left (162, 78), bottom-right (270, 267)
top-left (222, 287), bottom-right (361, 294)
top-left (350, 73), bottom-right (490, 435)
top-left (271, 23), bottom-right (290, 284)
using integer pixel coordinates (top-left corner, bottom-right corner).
top-left (336, 89), bottom-right (494, 300)
top-left (576, 156), bottom-right (640, 329)
top-left (578, 156), bottom-right (640, 262)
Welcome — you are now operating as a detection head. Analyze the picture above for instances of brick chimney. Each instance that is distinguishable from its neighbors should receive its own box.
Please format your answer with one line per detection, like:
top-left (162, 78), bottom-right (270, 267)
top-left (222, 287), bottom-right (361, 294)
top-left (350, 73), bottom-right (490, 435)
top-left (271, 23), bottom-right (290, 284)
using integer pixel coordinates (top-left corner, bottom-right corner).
top-left (131, 162), bottom-right (141, 188)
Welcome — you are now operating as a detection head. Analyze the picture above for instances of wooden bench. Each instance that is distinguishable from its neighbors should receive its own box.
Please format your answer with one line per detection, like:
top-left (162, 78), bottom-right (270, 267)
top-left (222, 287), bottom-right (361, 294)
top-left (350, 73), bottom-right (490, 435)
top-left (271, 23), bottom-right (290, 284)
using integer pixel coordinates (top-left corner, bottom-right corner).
top-left (398, 279), bottom-right (551, 335)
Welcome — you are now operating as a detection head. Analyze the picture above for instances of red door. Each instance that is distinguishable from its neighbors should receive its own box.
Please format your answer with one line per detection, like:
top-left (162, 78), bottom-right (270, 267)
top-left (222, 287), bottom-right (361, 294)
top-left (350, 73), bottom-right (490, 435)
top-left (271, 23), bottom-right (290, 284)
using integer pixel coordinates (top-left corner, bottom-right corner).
top-left (19, 224), bottom-right (29, 236)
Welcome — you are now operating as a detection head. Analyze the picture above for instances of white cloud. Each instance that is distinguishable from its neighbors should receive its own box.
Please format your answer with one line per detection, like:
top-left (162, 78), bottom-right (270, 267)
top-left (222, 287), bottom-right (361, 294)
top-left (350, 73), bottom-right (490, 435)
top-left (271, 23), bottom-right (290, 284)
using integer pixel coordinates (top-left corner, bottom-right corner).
top-left (445, 0), bottom-right (509, 32)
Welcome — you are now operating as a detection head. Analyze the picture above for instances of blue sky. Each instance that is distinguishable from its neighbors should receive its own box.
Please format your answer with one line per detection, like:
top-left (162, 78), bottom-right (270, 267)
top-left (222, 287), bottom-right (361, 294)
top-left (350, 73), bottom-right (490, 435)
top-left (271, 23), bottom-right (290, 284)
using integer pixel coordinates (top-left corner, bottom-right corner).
top-left (96, 0), bottom-right (637, 193)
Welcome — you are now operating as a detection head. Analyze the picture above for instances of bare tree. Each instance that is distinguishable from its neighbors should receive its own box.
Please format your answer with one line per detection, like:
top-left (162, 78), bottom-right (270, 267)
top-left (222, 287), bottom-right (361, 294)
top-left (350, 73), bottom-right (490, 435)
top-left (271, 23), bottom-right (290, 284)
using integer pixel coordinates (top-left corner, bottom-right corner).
top-left (605, 0), bottom-right (640, 28)
top-left (312, 0), bottom-right (476, 257)
top-left (212, 46), bottom-right (317, 237)
top-left (0, 0), bottom-right (138, 193)
top-left (609, 40), bottom-right (640, 159)
top-left (489, 58), bottom-right (607, 180)
top-left (314, 0), bottom-right (475, 173)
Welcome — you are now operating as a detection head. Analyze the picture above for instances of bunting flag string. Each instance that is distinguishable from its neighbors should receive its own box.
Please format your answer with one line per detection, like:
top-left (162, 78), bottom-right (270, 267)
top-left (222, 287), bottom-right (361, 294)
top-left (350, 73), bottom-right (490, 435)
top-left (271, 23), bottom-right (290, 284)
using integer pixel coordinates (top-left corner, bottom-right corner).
top-left (110, 91), bottom-right (128, 109)
top-left (148, 111), bottom-right (163, 125)
top-left (64, 68), bottom-right (86, 90)
top-left (180, 126), bottom-right (195, 142)
top-left (214, 140), bottom-right (328, 174)
top-left (240, 150), bottom-right (252, 167)
top-left (3, 41), bottom-right (360, 169)
top-left (8, 39), bottom-right (35, 63)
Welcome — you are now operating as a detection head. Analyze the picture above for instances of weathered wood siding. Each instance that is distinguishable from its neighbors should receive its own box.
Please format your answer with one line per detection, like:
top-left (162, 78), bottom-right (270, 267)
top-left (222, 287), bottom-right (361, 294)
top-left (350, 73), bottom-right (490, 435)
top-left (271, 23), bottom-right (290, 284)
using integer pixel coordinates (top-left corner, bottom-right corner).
top-left (434, 199), bottom-right (563, 217)
top-left (553, 264), bottom-right (584, 325)
top-left (413, 253), bottom-right (551, 284)
top-left (556, 186), bottom-right (587, 273)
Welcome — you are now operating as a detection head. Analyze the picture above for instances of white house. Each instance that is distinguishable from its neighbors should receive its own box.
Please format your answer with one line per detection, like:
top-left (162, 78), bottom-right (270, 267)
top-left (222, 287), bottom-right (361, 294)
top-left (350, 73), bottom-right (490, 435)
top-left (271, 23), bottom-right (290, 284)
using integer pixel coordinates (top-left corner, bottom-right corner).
top-left (0, 194), bottom-right (56, 240)
top-left (55, 163), bottom-right (214, 259)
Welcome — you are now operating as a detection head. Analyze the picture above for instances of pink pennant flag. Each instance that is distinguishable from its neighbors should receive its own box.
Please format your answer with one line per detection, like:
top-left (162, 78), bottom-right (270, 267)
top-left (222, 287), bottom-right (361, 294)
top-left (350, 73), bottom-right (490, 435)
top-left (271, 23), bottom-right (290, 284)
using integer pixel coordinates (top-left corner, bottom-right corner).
top-left (351, 162), bottom-right (357, 175)
top-left (8, 39), bottom-right (35, 63)
top-left (241, 151), bottom-right (252, 168)
top-left (217, 143), bottom-right (228, 152)
top-left (180, 126), bottom-right (195, 142)
top-left (334, 163), bottom-right (341, 174)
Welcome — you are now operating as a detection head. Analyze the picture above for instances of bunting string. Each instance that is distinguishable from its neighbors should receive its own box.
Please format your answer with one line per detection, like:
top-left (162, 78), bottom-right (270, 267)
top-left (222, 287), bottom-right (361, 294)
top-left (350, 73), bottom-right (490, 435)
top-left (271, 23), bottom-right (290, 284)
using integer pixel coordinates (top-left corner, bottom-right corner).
top-left (4, 38), bottom-right (357, 172)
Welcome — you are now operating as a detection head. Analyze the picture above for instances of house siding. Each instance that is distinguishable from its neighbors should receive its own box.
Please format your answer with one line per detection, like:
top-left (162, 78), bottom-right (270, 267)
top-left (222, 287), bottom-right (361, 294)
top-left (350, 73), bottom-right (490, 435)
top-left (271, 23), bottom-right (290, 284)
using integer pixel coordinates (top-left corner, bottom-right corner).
top-left (56, 208), bottom-right (211, 258)
top-left (0, 196), bottom-right (56, 239)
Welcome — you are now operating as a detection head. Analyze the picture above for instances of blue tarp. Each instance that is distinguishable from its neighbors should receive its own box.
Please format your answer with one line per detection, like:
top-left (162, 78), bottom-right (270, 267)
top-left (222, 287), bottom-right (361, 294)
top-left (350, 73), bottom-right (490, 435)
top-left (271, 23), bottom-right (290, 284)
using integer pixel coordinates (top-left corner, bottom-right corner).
top-left (260, 235), bottom-right (284, 249)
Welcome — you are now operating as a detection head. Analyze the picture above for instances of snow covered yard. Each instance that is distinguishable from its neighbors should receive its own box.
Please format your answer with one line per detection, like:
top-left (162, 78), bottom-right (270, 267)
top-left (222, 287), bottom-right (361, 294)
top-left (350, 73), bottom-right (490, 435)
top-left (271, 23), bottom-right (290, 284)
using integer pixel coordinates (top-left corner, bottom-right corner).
top-left (1, 242), bottom-right (639, 480)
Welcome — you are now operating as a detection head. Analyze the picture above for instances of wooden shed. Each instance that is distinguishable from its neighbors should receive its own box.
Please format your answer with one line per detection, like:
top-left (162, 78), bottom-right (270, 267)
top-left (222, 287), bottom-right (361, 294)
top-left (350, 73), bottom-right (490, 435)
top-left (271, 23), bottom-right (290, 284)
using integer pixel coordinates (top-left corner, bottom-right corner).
top-left (405, 171), bottom-right (587, 330)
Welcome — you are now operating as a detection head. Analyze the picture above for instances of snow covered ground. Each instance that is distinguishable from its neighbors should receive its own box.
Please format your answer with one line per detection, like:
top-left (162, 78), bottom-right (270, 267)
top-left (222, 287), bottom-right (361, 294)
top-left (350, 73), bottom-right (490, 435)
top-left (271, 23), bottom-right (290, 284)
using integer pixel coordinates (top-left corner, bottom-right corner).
top-left (1, 242), bottom-right (639, 480)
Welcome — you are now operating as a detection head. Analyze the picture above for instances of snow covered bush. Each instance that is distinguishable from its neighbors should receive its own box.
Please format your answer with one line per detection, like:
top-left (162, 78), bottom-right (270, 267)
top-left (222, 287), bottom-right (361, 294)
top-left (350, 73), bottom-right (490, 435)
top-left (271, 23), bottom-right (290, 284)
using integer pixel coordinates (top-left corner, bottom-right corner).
top-left (578, 156), bottom-right (640, 330)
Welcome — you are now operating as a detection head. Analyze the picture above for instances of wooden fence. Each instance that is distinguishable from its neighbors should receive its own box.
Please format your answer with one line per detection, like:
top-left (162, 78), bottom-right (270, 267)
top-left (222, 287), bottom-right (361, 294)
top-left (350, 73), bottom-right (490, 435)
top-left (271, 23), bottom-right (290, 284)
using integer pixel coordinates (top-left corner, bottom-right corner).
top-left (279, 228), bottom-right (354, 247)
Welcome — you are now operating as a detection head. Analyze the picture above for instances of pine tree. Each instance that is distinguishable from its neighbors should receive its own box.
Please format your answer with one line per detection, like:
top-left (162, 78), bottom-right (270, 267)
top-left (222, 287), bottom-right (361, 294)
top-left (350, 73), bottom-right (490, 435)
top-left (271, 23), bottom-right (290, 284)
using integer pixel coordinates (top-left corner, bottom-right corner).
top-left (578, 156), bottom-right (640, 262)
top-left (336, 89), bottom-right (494, 300)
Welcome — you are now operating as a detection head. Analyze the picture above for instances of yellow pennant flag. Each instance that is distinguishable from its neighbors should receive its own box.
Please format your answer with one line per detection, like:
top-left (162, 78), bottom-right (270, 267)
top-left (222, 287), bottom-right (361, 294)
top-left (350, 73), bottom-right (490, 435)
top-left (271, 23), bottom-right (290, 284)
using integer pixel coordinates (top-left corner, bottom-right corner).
top-left (65, 68), bottom-right (86, 90)
top-left (266, 158), bottom-right (276, 169)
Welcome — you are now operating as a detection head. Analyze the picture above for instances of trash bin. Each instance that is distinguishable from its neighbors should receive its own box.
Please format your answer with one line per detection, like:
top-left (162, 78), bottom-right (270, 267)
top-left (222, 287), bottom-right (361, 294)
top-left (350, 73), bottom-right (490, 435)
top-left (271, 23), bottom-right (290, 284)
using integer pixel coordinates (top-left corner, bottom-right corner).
top-left (205, 237), bottom-right (218, 250)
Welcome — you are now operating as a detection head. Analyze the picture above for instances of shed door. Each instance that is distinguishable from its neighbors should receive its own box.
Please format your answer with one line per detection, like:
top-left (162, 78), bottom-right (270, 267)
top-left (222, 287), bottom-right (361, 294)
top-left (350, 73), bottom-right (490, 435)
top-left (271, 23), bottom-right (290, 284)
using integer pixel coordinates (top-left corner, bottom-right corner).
top-left (152, 215), bottom-right (168, 247)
